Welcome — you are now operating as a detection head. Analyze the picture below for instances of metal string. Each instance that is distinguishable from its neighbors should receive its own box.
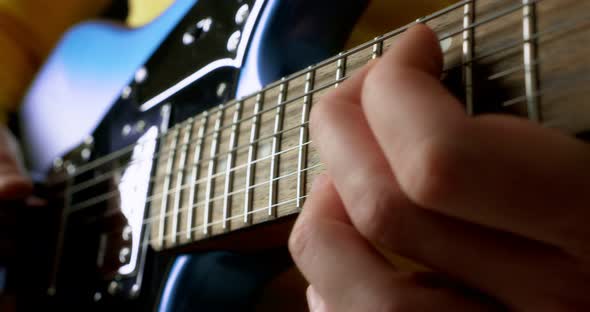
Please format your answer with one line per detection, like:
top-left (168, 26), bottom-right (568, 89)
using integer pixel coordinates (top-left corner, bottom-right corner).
top-left (68, 66), bottom-right (590, 214)
top-left (69, 138), bottom-right (313, 213)
top-left (69, 22), bottom-right (581, 199)
top-left (152, 194), bottom-right (310, 245)
top-left (52, 0), bottom-right (527, 183)
top-left (57, 0), bottom-right (589, 246)
top-left (141, 163), bottom-right (324, 227)
top-left (66, 18), bottom-right (586, 210)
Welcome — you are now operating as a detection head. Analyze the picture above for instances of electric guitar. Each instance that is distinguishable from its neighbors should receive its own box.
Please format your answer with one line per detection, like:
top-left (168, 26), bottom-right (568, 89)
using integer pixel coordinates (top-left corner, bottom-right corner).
top-left (15, 0), bottom-right (590, 310)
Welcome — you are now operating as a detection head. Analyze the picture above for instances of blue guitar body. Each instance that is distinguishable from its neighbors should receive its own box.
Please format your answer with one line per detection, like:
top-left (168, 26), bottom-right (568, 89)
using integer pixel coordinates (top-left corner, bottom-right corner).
top-left (17, 0), bottom-right (368, 310)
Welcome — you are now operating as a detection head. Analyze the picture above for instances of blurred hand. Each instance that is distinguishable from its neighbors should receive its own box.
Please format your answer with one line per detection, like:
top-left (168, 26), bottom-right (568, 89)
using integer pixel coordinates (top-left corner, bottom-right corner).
top-left (289, 24), bottom-right (590, 311)
top-left (0, 125), bottom-right (32, 200)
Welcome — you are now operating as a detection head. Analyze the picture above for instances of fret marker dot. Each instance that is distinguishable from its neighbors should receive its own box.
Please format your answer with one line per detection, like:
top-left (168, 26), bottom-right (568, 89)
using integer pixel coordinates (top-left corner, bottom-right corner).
top-left (440, 36), bottom-right (453, 53)
top-left (218, 157), bottom-right (228, 172)
top-left (259, 142), bottom-right (272, 158)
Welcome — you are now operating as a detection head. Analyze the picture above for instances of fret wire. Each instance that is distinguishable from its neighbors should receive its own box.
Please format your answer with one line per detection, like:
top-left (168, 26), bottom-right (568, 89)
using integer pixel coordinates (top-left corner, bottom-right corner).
top-left (56, 0), bottom-right (510, 186)
top-left (164, 125), bottom-right (312, 203)
top-left (60, 0), bottom-right (590, 249)
top-left (147, 0), bottom-right (543, 165)
top-left (71, 26), bottom-right (578, 214)
top-left (522, 0), bottom-right (542, 122)
top-left (444, 14), bottom-right (580, 73)
top-left (158, 128), bottom-right (179, 248)
top-left (186, 112), bottom-right (208, 240)
top-left (67, 0), bottom-right (557, 203)
top-left (144, 162), bottom-right (322, 229)
top-left (69, 121), bottom-right (312, 213)
top-left (69, 15), bottom-right (569, 210)
top-left (462, 0), bottom-right (475, 116)
top-left (143, 141), bottom-right (316, 226)
top-left (372, 36), bottom-right (384, 59)
top-left (150, 194), bottom-right (311, 246)
top-left (203, 105), bottom-right (225, 235)
top-left (297, 68), bottom-right (315, 209)
top-left (335, 53), bottom-right (347, 88)
top-left (244, 93), bottom-right (263, 224)
top-left (170, 121), bottom-right (193, 244)
top-left (268, 79), bottom-right (288, 218)
top-left (84, 0), bottom-right (533, 182)
top-left (222, 101), bottom-right (242, 230)
top-left (149, 44), bottom-right (585, 216)
top-left (438, 0), bottom-right (543, 43)
top-left (52, 0), bottom-right (493, 182)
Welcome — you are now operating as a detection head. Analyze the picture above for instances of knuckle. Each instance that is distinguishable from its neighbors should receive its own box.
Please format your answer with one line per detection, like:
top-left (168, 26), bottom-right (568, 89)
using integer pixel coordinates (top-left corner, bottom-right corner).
top-left (351, 186), bottom-right (402, 246)
top-left (309, 93), bottom-right (338, 136)
top-left (398, 137), bottom-right (461, 208)
top-left (288, 217), bottom-right (314, 263)
top-left (381, 280), bottom-right (421, 312)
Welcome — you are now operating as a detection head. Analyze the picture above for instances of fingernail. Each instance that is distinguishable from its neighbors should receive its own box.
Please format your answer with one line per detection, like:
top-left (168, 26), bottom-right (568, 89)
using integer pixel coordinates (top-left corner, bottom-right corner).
top-left (311, 174), bottom-right (329, 192)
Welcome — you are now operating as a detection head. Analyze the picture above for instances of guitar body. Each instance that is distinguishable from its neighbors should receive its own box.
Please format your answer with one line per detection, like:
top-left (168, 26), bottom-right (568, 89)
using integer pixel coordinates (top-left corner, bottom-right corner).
top-left (22, 0), bottom-right (584, 310)
top-left (16, 0), bottom-right (370, 310)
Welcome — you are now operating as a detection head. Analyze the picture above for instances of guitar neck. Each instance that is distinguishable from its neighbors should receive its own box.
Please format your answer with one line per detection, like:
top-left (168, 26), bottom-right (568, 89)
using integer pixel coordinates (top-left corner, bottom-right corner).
top-left (148, 0), bottom-right (590, 251)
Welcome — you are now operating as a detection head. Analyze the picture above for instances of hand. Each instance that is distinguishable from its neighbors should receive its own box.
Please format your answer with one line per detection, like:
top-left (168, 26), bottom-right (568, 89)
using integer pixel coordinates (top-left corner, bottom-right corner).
top-left (289, 24), bottom-right (590, 311)
top-left (0, 125), bottom-right (32, 200)
top-left (0, 125), bottom-right (33, 259)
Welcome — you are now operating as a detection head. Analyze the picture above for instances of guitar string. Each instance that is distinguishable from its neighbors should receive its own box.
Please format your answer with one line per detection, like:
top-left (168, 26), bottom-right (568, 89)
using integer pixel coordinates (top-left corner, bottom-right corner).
top-left (88, 173), bottom-right (316, 242)
top-left (68, 138), bottom-right (313, 213)
top-left (442, 11), bottom-right (587, 73)
top-left (136, 82), bottom-right (590, 250)
top-left (50, 0), bottom-right (533, 184)
top-left (66, 14), bottom-right (578, 198)
top-left (64, 47), bottom-right (590, 242)
top-left (122, 70), bottom-right (590, 230)
top-left (152, 194), bottom-right (311, 246)
top-left (68, 63), bottom-right (590, 217)
top-left (85, 194), bottom-right (312, 253)
top-left (65, 0), bottom-right (586, 246)
top-left (69, 119), bottom-right (312, 195)
top-left (66, 0), bottom-right (590, 240)
top-left (66, 17), bottom-right (575, 201)
top-left (66, 19), bottom-right (585, 209)
top-left (141, 163), bottom-right (324, 227)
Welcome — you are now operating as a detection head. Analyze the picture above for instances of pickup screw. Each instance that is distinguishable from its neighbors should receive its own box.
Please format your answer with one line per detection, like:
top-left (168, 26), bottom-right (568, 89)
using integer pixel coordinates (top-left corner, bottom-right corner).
top-left (108, 281), bottom-right (119, 295)
top-left (216, 82), bottom-right (228, 98)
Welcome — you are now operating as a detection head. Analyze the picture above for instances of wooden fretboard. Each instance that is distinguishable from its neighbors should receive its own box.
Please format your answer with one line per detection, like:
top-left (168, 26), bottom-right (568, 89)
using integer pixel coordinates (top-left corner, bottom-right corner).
top-left (147, 0), bottom-right (590, 251)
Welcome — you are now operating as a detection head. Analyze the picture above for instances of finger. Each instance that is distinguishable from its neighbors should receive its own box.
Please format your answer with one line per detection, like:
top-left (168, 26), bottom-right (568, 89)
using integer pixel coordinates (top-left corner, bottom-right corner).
top-left (290, 177), bottom-right (498, 312)
top-left (362, 24), bottom-right (590, 251)
top-left (0, 126), bottom-right (32, 199)
top-left (0, 155), bottom-right (32, 200)
top-left (311, 24), bottom-right (590, 309)
top-left (379, 204), bottom-right (590, 310)
top-left (310, 53), bottom-right (407, 247)
top-left (289, 175), bottom-right (400, 310)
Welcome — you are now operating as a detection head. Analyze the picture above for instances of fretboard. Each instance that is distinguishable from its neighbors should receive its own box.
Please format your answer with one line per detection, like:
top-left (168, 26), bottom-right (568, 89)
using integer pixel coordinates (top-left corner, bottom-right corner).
top-left (148, 0), bottom-right (590, 251)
